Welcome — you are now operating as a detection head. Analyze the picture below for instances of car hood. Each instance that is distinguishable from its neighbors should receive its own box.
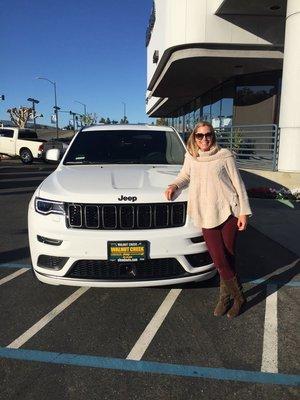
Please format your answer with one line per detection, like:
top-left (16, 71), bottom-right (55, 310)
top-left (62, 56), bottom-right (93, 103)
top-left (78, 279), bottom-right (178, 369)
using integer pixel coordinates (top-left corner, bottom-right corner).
top-left (38, 164), bottom-right (187, 203)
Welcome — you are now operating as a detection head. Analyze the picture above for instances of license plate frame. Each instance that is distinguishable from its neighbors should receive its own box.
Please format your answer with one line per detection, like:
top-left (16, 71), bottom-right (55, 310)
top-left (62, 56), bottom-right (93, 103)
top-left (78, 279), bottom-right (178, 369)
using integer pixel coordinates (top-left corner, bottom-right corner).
top-left (107, 241), bottom-right (148, 262)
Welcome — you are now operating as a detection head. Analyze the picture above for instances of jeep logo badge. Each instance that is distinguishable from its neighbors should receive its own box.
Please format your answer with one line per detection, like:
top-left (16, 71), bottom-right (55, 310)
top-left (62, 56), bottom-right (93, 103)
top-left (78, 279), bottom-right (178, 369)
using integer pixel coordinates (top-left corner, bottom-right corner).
top-left (118, 195), bottom-right (137, 202)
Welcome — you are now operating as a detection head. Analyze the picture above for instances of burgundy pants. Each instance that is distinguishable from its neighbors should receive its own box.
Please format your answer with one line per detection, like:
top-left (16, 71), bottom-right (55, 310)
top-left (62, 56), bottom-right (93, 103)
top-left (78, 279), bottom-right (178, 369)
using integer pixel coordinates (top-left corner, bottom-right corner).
top-left (202, 215), bottom-right (238, 280)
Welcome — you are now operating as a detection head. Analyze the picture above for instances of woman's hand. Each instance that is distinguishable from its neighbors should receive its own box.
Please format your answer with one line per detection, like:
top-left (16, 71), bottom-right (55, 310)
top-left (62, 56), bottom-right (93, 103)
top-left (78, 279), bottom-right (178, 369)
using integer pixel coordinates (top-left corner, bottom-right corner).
top-left (164, 184), bottom-right (177, 201)
top-left (237, 215), bottom-right (248, 231)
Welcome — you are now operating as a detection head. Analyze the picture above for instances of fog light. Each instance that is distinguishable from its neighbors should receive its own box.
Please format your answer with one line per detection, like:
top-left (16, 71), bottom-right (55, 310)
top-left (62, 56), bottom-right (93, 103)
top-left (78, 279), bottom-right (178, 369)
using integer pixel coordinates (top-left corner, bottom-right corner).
top-left (37, 235), bottom-right (63, 246)
top-left (185, 252), bottom-right (212, 268)
top-left (190, 236), bottom-right (205, 243)
top-left (37, 255), bottom-right (68, 270)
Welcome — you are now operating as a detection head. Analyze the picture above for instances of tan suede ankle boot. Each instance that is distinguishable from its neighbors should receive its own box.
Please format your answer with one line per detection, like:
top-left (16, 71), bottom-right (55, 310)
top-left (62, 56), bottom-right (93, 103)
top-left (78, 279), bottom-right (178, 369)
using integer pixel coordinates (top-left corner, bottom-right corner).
top-left (224, 276), bottom-right (246, 319)
top-left (213, 278), bottom-right (231, 316)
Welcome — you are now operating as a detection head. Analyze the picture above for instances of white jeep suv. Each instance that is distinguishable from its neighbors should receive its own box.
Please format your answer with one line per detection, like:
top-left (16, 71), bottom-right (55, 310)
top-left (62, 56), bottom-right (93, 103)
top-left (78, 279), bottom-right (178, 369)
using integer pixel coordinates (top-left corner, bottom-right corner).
top-left (28, 124), bottom-right (215, 287)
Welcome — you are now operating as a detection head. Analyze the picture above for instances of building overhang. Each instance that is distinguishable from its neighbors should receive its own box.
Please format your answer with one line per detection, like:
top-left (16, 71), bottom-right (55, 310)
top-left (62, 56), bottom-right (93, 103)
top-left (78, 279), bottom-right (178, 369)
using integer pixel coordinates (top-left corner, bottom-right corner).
top-left (147, 46), bottom-right (283, 117)
top-left (215, 0), bottom-right (286, 16)
top-left (149, 47), bottom-right (283, 101)
top-left (147, 96), bottom-right (195, 118)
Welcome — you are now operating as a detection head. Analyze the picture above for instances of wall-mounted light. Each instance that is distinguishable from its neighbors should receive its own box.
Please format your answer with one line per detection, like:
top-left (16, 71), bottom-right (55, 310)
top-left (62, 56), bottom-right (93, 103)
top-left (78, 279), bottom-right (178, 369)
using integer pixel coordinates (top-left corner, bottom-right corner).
top-left (153, 50), bottom-right (159, 64)
top-left (269, 5), bottom-right (281, 11)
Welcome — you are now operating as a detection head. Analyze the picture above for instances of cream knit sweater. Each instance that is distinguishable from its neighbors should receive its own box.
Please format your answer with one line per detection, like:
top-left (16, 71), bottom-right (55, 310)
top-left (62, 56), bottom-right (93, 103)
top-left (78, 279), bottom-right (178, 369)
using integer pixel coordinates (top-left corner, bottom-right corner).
top-left (171, 145), bottom-right (252, 229)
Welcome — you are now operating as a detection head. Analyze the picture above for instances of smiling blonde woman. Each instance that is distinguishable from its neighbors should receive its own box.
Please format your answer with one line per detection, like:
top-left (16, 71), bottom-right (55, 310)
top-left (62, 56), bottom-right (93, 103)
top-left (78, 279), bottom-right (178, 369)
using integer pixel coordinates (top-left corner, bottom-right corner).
top-left (165, 121), bottom-right (252, 319)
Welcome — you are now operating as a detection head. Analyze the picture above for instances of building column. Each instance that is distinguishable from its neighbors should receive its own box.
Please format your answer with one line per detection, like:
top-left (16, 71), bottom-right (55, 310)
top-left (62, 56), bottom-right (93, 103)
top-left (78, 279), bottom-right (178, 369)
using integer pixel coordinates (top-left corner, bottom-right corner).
top-left (278, 0), bottom-right (300, 172)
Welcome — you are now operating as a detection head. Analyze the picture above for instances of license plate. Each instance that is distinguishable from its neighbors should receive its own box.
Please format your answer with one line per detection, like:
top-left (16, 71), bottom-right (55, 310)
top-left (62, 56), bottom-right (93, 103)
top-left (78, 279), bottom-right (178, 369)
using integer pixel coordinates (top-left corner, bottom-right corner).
top-left (107, 241), bottom-right (148, 262)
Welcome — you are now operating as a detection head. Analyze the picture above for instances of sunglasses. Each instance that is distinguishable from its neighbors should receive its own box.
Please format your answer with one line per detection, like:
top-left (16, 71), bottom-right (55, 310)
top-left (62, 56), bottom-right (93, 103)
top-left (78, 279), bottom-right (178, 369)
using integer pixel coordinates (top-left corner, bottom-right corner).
top-left (194, 133), bottom-right (213, 140)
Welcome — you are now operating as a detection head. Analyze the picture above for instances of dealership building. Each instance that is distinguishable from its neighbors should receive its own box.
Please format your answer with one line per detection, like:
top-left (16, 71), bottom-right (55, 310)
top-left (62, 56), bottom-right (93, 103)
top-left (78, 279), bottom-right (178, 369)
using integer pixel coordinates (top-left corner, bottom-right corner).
top-left (146, 0), bottom-right (300, 174)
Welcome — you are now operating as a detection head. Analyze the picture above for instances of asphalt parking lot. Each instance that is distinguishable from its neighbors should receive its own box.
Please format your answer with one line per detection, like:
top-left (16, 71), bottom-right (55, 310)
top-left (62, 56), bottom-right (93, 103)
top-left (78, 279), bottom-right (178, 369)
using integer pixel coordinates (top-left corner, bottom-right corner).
top-left (0, 160), bottom-right (299, 399)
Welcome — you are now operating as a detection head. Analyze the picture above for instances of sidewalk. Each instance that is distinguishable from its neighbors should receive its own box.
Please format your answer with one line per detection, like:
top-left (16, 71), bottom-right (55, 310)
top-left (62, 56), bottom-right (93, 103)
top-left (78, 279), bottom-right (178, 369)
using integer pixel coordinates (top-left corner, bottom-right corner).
top-left (249, 198), bottom-right (300, 257)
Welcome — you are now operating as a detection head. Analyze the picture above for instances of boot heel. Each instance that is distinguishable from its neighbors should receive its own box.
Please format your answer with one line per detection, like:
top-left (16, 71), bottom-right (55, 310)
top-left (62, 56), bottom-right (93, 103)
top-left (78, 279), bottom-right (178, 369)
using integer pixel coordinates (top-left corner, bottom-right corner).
top-left (223, 276), bottom-right (246, 319)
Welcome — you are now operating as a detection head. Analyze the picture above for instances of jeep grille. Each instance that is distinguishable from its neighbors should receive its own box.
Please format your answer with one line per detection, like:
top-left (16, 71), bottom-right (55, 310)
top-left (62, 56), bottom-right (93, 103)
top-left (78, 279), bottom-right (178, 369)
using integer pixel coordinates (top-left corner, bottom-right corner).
top-left (66, 202), bottom-right (187, 230)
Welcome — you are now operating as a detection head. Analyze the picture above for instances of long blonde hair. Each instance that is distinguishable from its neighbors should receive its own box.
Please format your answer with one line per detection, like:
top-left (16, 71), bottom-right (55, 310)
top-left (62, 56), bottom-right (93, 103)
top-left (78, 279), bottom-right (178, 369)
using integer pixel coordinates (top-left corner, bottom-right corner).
top-left (186, 121), bottom-right (217, 157)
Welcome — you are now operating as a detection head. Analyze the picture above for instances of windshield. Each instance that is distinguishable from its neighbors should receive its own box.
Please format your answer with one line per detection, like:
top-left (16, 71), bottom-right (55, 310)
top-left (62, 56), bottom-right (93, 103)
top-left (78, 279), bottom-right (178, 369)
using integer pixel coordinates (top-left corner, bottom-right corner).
top-left (63, 130), bottom-right (185, 165)
top-left (18, 130), bottom-right (38, 139)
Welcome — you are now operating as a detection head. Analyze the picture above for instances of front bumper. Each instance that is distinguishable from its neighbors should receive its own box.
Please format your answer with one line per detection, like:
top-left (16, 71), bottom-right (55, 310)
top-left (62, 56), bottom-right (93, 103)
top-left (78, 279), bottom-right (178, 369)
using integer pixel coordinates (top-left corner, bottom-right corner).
top-left (28, 203), bottom-right (215, 287)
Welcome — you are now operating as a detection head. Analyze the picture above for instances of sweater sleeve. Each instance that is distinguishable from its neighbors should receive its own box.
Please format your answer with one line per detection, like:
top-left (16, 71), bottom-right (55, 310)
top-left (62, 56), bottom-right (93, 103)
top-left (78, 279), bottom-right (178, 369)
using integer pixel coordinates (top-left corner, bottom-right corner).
top-left (225, 155), bottom-right (252, 216)
top-left (170, 153), bottom-right (191, 189)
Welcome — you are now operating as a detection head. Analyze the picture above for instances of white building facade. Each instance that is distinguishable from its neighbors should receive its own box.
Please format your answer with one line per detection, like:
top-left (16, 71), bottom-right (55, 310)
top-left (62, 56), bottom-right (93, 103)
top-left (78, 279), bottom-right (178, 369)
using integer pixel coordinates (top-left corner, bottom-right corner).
top-left (146, 0), bottom-right (300, 173)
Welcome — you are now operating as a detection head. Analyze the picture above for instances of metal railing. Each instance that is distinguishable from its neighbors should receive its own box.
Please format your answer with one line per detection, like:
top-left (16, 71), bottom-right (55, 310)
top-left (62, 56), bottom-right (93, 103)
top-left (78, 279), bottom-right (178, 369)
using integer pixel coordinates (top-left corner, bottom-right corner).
top-left (214, 124), bottom-right (279, 171)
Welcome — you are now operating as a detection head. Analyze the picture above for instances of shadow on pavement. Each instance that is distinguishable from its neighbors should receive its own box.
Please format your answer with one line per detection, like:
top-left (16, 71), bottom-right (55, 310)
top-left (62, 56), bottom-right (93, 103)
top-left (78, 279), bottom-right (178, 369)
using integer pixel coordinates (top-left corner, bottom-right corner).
top-left (0, 247), bottom-right (30, 264)
top-left (242, 257), bottom-right (300, 313)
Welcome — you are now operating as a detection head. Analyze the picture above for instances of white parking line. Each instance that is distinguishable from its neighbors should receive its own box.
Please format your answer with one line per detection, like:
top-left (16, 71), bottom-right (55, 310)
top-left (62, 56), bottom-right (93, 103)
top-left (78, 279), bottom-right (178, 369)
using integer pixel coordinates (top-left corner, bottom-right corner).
top-left (0, 268), bottom-right (28, 286)
top-left (261, 284), bottom-right (278, 373)
top-left (126, 289), bottom-right (182, 361)
top-left (7, 287), bottom-right (89, 349)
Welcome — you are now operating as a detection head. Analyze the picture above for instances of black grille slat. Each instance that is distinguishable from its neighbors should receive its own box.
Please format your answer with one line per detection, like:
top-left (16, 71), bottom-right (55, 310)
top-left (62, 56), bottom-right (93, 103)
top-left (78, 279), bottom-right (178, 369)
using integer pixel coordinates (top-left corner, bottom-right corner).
top-left (102, 205), bottom-right (117, 229)
top-left (119, 205), bottom-right (134, 229)
top-left (69, 205), bottom-right (82, 227)
top-left (137, 205), bottom-right (152, 228)
top-left (85, 205), bottom-right (99, 228)
top-left (171, 203), bottom-right (186, 226)
top-left (66, 202), bottom-right (187, 230)
top-left (154, 204), bottom-right (169, 228)
top-left (67, 258), bottom-right (186, 280)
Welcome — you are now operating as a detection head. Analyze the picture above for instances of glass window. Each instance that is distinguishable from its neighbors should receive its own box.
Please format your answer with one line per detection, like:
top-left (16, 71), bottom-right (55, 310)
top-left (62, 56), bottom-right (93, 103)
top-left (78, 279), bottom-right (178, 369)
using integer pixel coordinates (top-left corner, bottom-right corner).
top-left (221, 80), bottom-right (234, 128)
top-left (0, 129), bottom-right (14, 138)
top-left (202, 91), bottom-right (211, 121)
top-left (211, 87), bottom-right (222, 129)
top-left (235, 85), bottom-right (276, 106)
top-left (18, 130), bottom-right (37, 139)
top-left (194, 106), bottom-right (201, 124)
top-left (185, 112), bottom-right (193, 133)
top-left (64, 130), bottom-right (185, 165)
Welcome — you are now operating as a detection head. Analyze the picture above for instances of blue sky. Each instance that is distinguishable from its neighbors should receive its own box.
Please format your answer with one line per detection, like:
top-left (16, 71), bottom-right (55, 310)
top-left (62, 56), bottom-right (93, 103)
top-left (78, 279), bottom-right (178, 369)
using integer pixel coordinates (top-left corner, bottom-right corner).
top-left (1, 0), bottom-right (153, 127)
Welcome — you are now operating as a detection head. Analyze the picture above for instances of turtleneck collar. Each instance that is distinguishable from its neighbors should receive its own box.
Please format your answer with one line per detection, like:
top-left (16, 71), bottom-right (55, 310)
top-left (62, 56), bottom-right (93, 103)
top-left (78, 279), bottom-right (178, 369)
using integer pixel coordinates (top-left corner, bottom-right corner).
top-left (197, 144), bottom-right (220, 158)
top-left (185, 145), bottom-right (233, 162)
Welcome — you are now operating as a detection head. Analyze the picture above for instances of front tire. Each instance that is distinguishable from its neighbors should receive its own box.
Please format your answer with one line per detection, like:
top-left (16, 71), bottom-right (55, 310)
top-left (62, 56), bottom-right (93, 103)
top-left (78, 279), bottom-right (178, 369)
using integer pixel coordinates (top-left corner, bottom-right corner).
top-left (20, 148), bottom-right (33, 164)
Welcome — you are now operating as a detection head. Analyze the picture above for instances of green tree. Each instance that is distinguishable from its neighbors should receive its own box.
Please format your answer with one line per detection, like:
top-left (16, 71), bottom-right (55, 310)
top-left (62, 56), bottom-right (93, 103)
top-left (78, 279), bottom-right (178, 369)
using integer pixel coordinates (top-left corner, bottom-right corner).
top-left (120, 116), bottom-right (129, 124)
top-left (81, 113), bottom-right (97, 126)
top-left (156, 117), bottom-right (168, 126)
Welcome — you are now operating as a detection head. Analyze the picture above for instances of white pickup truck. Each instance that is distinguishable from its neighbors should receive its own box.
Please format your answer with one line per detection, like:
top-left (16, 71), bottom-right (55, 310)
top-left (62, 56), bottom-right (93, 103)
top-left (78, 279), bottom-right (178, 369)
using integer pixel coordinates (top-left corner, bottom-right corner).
top-left (28, 124), bottom-right (215, 287)
top-left (0, 127), bottom-right (46, 163)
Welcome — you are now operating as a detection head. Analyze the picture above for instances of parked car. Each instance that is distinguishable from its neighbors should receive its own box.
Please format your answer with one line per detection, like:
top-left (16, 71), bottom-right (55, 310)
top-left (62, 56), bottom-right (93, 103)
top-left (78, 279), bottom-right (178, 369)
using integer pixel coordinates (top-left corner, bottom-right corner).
top-left (38, 137), bottom-right (73, 162)
top-left (0, 127), bottom-right (47, 164)
top-left (28, 124), bottom-right (215, 287)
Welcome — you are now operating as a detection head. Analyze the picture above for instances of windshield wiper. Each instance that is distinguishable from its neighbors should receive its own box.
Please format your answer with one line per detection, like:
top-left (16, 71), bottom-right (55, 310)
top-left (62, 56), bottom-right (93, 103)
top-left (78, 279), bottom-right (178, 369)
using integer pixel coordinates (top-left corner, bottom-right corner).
top-left (101, 160), bottom-right (141, 164)
top-left (65, 161), bottom-right (101, 165)
top-left (65, 160), bottom-right (142, 165)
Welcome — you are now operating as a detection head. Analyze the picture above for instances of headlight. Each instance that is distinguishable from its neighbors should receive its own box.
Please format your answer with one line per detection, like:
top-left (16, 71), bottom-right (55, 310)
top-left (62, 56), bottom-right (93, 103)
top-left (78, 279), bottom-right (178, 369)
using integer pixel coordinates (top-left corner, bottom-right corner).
top-left (35, 197), bottom-right (65, 215)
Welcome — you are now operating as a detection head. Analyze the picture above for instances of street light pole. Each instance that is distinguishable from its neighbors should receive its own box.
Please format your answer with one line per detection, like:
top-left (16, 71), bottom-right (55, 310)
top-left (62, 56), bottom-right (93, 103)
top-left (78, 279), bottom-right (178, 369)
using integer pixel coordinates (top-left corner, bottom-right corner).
top-left (69, 111), bottom-right (82, 134)
top-left (37, 77), bottom-right (59, 138)
top-left (122, 102), bottom-right (126, 119)
top-left (122, 102), bottom-right (126, 123)
top-left (74, 100), bottom-right (87, 116)
top-left (27, 97), bottom-right (39, 132)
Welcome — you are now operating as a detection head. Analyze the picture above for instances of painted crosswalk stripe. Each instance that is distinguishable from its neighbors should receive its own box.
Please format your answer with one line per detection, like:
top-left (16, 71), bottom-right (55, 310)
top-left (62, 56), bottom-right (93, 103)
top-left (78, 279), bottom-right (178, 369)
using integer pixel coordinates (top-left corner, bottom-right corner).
top-left (261, 284), bottom-right (278, 373)
top-left (0, 268), bottom-right (28, 286)
top-left (127, 289), bottom-right (182, 361)
top-left (7, 287), bottom-right (89, 349)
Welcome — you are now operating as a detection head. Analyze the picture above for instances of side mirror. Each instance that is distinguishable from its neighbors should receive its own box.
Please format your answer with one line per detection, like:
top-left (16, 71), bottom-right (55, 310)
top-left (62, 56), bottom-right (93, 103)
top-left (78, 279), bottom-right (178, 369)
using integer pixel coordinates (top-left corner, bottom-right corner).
top-left (46, 148), bottom-right (60, 162)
